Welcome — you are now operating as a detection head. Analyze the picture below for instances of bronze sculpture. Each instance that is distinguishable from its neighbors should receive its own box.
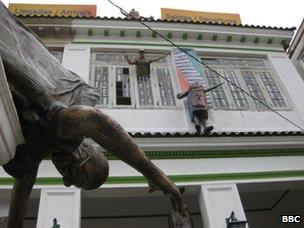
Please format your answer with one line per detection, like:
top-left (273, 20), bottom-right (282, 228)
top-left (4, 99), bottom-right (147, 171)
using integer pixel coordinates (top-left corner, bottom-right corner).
top-left (0, 3), bottom-right (190, 227)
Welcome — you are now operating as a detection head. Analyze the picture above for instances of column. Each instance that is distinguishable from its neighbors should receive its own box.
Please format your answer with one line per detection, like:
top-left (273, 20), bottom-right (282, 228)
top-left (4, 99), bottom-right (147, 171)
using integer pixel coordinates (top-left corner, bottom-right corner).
top-left (0, 199), bottom-right (9, 228)
top-left (199, 183), bottom-right (248, 228)
top-left (37, 188), bottom-right (81, 228)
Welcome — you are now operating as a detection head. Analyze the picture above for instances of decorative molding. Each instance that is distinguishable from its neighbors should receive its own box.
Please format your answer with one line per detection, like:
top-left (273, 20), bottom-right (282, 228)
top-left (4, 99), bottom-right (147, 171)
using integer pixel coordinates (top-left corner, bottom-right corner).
top-left (104, 29), bottom-right (109, 36)
top-left (226, 36), bottom-right (232, 42)
top-left (182, 32), bottom-right (188, 40)
top-left (102, 148), bottom-right (304, 160)
top-left (120, 30), bottom-right (125, 37)
top-left (72, 41), bottom-right (285, 53)
top-left (136, 30), bottom-right (141, 38)
top-left (87, 28), bottom-right (93, 36)
top-left (197, 33), bottom-right (203, 40)
top-left (267, 38), bottom-right (273, 45)
top-left (254, 37), bottom-right (260, 44)
top-left (151, 31), bottom-right (157, 38)
top-left (167, 32), bottom-right (173, 39)
top-left (1, 170), bottom-right (304, 185)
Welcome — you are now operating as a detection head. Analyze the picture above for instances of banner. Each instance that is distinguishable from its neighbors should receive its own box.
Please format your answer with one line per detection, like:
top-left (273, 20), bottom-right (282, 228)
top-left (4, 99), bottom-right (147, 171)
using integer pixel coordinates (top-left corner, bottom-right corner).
top-left (8, 3), bottom-right (97, 17)
top-left (172, 48), bottom-right (213, 107)
top-left (172, 48), bottom-right (206, 92)
top-left (161, 8), bottom-right (241, 25)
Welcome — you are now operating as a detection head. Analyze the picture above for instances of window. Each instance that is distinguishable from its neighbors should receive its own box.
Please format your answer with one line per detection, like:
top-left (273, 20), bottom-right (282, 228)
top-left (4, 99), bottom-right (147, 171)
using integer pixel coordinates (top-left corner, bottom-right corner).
top-left (300, 52), bottom-right (304, 67)
top-left (201, 57), bottom-right (288, 110)
top-left (49, 50), bottom-right (63, 63)
top-left (93, 66), bottom-right (109, 105)
top-left (90, 52), bottom-right (177, 108)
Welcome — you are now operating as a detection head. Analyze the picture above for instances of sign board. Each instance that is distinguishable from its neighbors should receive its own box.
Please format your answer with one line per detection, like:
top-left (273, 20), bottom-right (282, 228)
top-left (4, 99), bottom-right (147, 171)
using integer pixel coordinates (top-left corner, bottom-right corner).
top-left (161, 8), bottom-right (241, 25)
top-left (8, 3), bottom-right (97, 17)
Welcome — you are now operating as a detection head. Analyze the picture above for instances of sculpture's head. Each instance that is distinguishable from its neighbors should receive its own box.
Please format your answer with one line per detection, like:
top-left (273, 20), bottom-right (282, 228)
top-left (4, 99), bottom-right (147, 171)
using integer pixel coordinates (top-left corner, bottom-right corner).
top-left (52, 143), bottom-right (109, 190)
top-left (138, 48), bottom-right (145, 59)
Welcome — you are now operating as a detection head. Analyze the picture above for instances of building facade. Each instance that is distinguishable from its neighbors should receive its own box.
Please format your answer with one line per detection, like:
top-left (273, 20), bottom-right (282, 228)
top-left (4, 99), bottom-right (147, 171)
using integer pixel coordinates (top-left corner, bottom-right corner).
top-left (289, 18), bottom-right (304, 79)
top-left (1, 15), bottom-right (304, 228)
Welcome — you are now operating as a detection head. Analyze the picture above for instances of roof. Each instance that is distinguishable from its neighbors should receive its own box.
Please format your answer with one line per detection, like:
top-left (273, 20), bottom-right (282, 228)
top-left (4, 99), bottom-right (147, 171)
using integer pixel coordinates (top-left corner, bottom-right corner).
top-left (16, 15), bottom-right (296, 31)
top-left (128, 131), bottom-right (304, 138)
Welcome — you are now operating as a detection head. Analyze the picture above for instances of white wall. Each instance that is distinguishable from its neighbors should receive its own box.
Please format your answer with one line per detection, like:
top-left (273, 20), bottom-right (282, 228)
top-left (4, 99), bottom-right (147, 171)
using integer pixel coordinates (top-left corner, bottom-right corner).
top-left (60, 43), bottom-right (304, 133)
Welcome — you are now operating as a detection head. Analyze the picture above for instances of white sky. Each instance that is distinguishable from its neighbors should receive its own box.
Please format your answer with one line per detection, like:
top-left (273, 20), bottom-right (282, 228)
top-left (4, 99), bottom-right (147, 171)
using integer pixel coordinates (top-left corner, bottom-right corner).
top-left (2, 0), bottom-right (304, 29)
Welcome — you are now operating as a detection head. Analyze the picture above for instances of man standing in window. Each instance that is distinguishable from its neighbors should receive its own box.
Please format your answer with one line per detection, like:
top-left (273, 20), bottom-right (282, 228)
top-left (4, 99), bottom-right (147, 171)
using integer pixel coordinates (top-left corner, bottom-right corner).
top-left (123, 49), bottom-right (167, 105)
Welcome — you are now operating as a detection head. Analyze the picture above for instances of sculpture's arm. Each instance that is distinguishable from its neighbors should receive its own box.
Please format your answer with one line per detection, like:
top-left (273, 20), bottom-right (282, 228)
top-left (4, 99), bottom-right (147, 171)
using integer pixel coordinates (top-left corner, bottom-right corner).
top-left (149, 54), bottom-right (167, 63)
top-left (123, 53), bottom-right (136, 65)
top-left (55, 106), bottom-right (185, 214)
top-left (177, 90), bottom-right (189, 99)
top-left (7, 165), bottom-right (39, 228)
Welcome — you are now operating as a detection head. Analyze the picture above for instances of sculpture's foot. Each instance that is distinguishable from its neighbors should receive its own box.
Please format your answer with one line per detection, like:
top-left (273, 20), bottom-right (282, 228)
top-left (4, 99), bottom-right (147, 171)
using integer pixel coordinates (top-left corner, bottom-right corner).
top-left (204, 126), bottom-right (214, 134)
top-left (195, 125), bottom-right (201, 133)
top-left (168, 207), bottom-right (193, 228)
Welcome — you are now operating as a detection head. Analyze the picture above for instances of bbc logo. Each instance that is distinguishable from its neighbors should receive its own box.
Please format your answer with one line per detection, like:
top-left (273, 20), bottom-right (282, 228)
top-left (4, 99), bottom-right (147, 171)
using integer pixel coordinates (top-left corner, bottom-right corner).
top-left (281, 215), bottom-right (301, 223)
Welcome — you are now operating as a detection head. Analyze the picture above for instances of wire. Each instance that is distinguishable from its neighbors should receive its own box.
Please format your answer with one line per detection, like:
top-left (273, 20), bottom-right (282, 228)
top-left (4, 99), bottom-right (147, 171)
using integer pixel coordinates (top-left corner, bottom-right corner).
top-left (105, 0), bottom-right (304, 131)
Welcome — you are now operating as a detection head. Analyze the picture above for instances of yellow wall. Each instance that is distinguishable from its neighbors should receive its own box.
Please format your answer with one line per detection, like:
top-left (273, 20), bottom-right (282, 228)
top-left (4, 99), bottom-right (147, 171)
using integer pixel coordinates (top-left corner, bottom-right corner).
top-left (9, 3), bottom-right (96, 17)
top-left (161, 8), bottom-right (241, 25)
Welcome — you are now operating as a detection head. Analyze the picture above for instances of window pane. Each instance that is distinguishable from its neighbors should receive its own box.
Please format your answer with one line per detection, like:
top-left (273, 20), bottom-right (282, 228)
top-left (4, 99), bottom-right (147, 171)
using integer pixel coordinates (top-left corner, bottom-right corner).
top-left (50, 50), bottom-right (63, 63)
top-left (95, 53), bottom-right (124, 64)
top-left (94, 66), bottom-right (109, 105)
top-left (204, 70), bottom-right (229, 108)
top-left (202, 57), bottom-right (265, 68)
top-left (137, 74), bottom-right (154, 106)
top-left (116, 67), bottom-right (131, 105)
top-left (156, 68), bottom-right (176, 106)
top-left (259, 71), bottom-right (286, 107)
top-left (242, 70), bottom-right (266, 109)
top-left (223, 70), bottom-right (248, 108)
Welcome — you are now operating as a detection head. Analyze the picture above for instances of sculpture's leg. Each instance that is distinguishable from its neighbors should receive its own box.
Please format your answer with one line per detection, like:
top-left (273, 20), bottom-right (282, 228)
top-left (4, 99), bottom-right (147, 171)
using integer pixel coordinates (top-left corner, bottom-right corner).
top-left (55, 106), bottom-right (186, 215)
top-left (7, 165), bottom-right (38, 228)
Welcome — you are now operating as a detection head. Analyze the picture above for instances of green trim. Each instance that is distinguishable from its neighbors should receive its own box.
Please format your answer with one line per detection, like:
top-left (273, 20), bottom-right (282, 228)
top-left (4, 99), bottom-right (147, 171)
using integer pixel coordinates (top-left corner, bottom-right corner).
top-left (151, 31), bottom-right (157, 38)
top-left (120, 30), bottom-right (125, 37)
top-left (71, 41), bottom-right (285, 52)
top-left (226, 36), bottom-right (232, 42)
top-left (103, 148), bottom-right (304, 160)
top-left (1, 170), bottom-right (304, 185)
top-left (212, 35), bottom-right (218, 41)
top-left (167, 32), bottom-right (173, 39)
top-left (281, 39), bottom-right (287, 45)
top-left (43, 148), bottom-right (304, 161)
top-left (136, 31), bottom-right (141, 38)
top-left (182, 32), bottom-right (188, 40)
top-left (240, 36), bottom-right (246, 43)
top-left (267, 38), bottom-right (273, 45)
top-left (104, 29), bottom-right (109, 37)
top-left (197, 33), bottom-right (203, 40)
top-left (88, 28), bottom-right (93, 36)
top-left (254, 37), bottom-right (260, 44)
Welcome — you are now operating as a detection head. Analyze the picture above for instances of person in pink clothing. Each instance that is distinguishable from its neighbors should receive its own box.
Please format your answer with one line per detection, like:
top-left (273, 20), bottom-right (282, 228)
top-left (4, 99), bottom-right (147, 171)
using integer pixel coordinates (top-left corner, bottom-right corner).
top-left (177, 81), bottom-right (223, 133)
